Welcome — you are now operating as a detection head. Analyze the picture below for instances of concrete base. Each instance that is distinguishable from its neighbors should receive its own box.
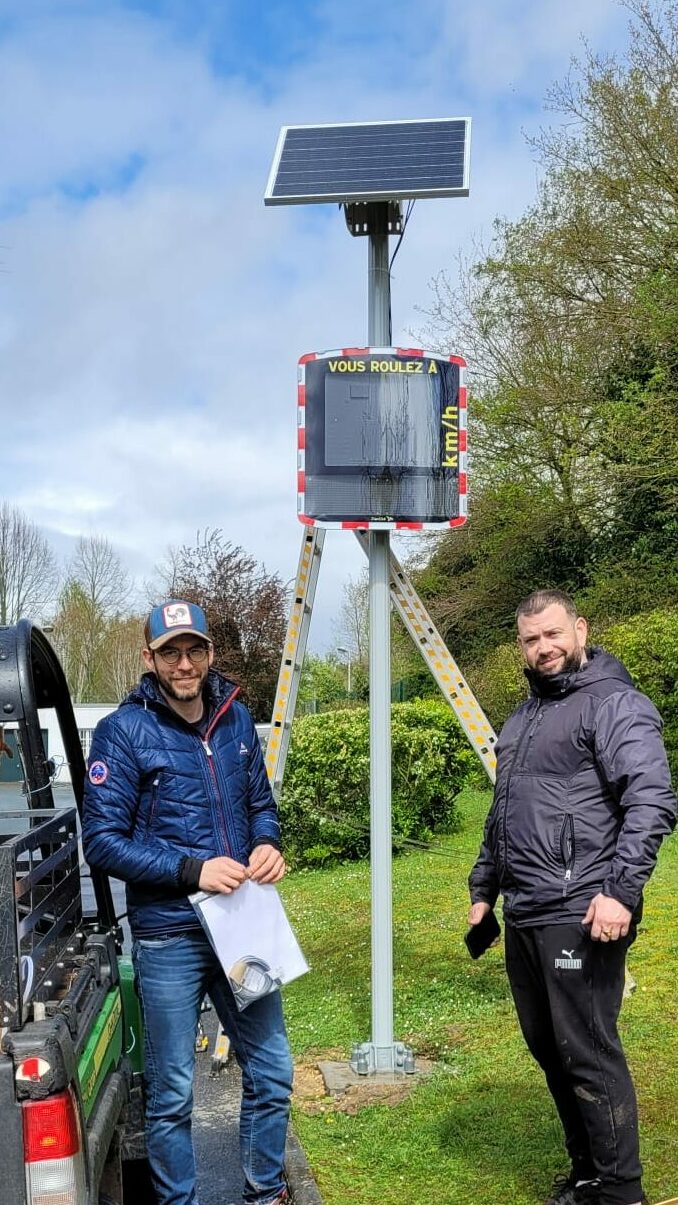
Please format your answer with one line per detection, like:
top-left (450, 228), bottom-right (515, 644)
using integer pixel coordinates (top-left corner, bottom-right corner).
top-left (318, 1058), bottom-right (433, 1094)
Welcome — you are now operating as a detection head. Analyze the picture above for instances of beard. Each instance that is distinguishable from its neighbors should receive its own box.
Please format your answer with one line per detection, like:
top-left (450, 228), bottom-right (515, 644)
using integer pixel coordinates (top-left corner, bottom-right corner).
top-left (531, 646), bottom-right (585, 687)
top-left (155, 663), bottom-right (209, 703)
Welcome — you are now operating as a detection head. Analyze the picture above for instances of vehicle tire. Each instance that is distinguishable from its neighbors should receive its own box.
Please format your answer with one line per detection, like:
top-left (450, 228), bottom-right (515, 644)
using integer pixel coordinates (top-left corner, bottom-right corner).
top-left (122, 1156), bottom-right (156, 1202)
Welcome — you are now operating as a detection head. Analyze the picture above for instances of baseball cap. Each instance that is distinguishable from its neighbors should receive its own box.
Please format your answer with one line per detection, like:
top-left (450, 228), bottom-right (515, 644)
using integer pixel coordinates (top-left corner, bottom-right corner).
top-left (144, 600), bottom-right (210, 651)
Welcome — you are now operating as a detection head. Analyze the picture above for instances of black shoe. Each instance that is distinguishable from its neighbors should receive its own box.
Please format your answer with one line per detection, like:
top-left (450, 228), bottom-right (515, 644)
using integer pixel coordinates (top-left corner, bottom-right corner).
top-left (543, 1173), bottom-right (601, 1205)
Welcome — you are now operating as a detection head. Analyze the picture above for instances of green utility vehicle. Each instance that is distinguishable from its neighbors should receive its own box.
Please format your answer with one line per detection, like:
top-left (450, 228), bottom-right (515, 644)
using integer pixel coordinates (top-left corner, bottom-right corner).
top-left (0, 620), bottom-right (149, 1205)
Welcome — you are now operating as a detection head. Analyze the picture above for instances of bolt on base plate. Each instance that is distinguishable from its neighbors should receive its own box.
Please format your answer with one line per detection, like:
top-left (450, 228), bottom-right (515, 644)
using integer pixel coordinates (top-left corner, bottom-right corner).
top-left (349, 1041), bottom-right (415, 1075)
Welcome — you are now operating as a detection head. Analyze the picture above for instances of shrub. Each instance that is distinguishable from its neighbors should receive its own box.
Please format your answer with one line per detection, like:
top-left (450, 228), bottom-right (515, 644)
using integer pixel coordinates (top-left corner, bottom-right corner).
top-left (600, 608), bottom-right (678, 781)
top-left (279, 699), bottom-right (475, 868)
top-left (468, 640), bottom-right (527, 731)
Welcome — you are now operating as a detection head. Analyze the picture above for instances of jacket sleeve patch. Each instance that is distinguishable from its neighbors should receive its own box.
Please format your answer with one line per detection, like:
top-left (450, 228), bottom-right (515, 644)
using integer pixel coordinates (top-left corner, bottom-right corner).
top-left (88, 759), bottom-right (109, 785)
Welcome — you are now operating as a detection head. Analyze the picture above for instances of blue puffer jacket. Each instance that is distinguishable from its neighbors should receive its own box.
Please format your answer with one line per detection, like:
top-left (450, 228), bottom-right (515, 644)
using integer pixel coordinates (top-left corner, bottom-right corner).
top-left (81, 670), bottom-right (281, 936)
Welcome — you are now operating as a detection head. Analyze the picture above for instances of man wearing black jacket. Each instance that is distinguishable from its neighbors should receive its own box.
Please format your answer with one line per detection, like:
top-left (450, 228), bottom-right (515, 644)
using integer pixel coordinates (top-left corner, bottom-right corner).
top-left (468, 589), bottom-right (676, 1205)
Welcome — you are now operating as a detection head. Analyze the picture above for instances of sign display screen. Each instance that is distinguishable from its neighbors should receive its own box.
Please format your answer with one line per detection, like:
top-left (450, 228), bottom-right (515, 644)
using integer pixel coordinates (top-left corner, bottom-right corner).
top-left (298, 350), bottom-right (467, 529)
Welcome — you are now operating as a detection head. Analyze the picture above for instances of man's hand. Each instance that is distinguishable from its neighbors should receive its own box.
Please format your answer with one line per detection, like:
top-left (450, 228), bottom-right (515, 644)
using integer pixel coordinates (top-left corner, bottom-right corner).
top-left (468, 901), bottom-right (491, 925)
top-left (248, 843), bottom-right (286, 885)
top-left (198, 856), bottom-right (248, 894)
top-left (583, 893), bottom-right (632, 942)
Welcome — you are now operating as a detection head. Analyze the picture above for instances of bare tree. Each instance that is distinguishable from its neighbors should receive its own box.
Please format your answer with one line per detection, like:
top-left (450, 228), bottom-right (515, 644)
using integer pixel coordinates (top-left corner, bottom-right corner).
top-left (336, 573), bottom-right (369, 663)
top-left (69, 535), bottom-right (131, 616)
top-left (0, 501), bottom-right (59, 624)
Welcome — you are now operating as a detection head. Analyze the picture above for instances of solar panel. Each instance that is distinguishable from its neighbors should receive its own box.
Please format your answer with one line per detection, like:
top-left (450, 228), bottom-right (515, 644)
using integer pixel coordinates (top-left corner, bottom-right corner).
top-left (264, 118), bottom-right (471, 206)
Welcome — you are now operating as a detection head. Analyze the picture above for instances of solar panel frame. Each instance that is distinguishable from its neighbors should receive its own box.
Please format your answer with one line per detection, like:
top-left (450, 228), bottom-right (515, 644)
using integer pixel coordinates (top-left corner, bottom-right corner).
top-left (264, 118), bottom-right (471, 205)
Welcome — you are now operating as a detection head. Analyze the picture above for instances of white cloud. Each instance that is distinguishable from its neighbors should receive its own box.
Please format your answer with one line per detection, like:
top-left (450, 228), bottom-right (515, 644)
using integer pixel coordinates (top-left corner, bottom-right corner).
top-left (0, 0), bottom-right (631, 649)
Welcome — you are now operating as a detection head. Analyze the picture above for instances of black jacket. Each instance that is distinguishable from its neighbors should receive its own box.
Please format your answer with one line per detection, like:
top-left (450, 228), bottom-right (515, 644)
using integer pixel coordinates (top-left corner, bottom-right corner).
top-left (469, 647), bottom-right (676, 927)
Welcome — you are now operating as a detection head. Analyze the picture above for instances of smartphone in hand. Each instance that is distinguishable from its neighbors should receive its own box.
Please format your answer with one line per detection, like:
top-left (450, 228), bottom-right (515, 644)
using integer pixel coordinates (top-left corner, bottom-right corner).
top-left (464, 909), bottom-right (501, 959)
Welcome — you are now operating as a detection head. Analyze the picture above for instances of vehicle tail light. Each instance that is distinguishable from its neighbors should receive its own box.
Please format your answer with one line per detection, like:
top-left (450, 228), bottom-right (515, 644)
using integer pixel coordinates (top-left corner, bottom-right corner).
top-left (23, 1090), bottom-right (80, 1162)
top-left (22, 1088), bottom-right (87, 1205)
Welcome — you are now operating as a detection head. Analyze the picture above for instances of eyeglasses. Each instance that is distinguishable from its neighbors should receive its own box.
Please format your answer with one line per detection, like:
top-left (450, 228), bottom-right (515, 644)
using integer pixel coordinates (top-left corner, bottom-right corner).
top-left (155, 645), bottom-right (210, 666)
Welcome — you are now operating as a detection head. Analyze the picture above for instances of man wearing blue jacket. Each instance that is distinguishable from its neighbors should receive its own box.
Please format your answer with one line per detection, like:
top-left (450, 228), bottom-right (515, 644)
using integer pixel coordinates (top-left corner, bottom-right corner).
top-left (468, 589), bottom-right (676, 1205)
top-left (83, 600), bottom-right (293, 1205)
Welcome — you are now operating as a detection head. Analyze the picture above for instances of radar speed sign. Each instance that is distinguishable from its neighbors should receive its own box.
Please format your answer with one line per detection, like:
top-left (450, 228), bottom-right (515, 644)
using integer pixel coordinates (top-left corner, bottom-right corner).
top-left (297, 348), bottom-right (467, 529)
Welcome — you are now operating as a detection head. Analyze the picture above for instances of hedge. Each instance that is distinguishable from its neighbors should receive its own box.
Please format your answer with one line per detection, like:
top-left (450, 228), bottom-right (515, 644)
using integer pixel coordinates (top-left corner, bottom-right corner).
top-left (602, 608), bottom-right (678, 780)
top-left (279, 698), bottom-right (475, 868)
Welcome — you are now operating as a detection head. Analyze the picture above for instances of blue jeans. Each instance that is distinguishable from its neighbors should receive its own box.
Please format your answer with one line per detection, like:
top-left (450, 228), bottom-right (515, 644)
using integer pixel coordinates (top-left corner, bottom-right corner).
top-left (132, 929), bottom-right (293, 1205)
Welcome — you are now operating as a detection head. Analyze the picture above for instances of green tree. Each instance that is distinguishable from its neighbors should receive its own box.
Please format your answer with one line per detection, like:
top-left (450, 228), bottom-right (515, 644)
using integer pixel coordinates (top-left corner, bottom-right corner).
top-left (52, 536), bottom-right (133, 702)
top-left (414, 480), bottom-right (594, 662)
top-left (52, 600), bottom-right (144, 704)
top-left (418, 1), bottom-right (678, 643)
top-left (51, 580), bottom-right (108, 702)
top-left (297, 654), bottom-right (347, 712)
top-left (104, 615), bottom-right (144, 700)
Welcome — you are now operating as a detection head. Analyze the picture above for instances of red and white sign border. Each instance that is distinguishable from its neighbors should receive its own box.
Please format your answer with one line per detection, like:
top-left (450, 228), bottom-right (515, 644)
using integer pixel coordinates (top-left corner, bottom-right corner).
top-left (297, 346), bottom-right (468, 531)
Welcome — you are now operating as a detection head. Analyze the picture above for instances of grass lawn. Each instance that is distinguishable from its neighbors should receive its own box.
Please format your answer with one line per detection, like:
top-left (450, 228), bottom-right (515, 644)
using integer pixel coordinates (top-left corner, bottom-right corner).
top-left (278, 786), bottom-right (678, 1205)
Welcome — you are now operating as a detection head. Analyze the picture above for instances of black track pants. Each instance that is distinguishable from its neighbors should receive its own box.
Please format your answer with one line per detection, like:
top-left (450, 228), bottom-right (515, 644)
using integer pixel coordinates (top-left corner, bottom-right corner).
top-left (504, 921), bottom-right (642, 1205)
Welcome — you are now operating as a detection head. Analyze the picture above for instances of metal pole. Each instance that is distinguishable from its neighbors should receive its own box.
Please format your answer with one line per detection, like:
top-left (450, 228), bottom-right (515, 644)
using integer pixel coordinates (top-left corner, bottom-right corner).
top-left (350, 202), bottom-right (413, 1076)
top-left (368, 528), bottom-right (393, 1065)
top-left (367, 205), bottom-right (393, 1067)
top-left (367, 204), bottom-right (390, 348)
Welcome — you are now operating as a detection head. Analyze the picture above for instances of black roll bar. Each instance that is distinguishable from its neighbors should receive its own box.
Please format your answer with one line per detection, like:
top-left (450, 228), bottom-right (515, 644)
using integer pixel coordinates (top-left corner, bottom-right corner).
top-left (0, 619), bottom-right (117, 929)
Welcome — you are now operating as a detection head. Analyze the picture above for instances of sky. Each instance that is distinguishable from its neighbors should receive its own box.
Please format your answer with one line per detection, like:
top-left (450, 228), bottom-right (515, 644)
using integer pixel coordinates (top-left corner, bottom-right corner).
top-left (0, 0), bottom-right (631, 650)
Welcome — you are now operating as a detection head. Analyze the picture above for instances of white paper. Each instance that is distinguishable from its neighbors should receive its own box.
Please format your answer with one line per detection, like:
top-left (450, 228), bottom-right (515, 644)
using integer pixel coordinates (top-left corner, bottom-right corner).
top-left (190, 879), bottom-right (309, 1009)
